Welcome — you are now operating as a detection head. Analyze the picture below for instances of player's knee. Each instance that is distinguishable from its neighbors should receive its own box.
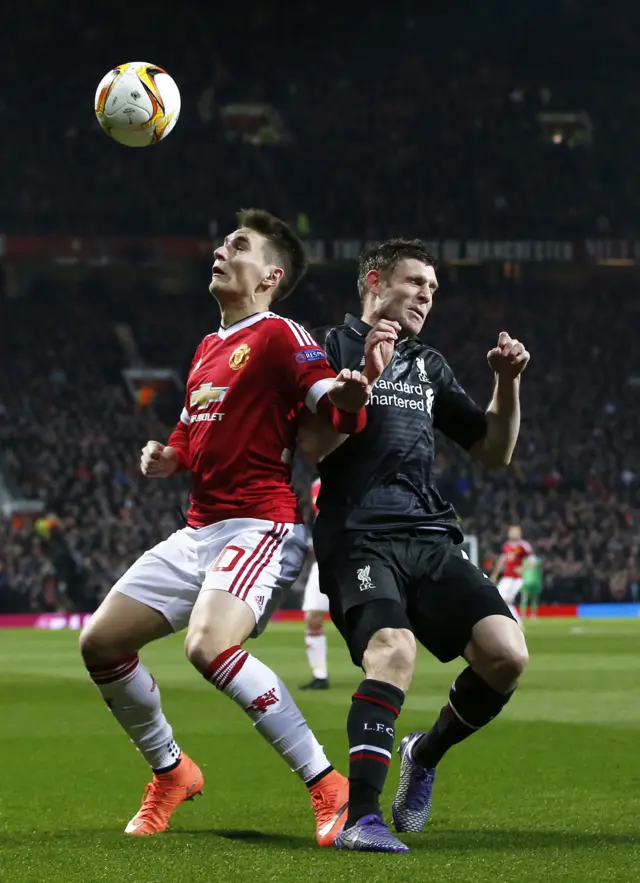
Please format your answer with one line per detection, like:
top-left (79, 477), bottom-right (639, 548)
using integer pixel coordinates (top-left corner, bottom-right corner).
top-left (184, 626), bottom-right (234, 674)
top-left (469, 617), bottom-right (529, 689)
top-left (498, 635), bottom-right (529, 680)
top-left (363, 627), bottom-right (416, 689)
top-left (305, 610), bottom-right (325, 632)
top-left (79, 621), bottom-right (126, 667)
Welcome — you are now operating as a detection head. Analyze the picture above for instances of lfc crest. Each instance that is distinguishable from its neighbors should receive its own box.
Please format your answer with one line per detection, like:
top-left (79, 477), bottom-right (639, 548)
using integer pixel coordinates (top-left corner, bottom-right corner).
top-left (229, 343), bottom-right (251, 370)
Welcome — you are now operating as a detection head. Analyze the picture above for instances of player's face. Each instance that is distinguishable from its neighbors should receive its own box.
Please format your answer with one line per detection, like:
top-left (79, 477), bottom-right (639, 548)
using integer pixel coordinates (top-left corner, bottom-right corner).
top-left (508, 525), bottom-right (522, 541)
top-left (370, 259), bottom-right (438, 336)
top-left (210, 228), bottom-right (279, 301)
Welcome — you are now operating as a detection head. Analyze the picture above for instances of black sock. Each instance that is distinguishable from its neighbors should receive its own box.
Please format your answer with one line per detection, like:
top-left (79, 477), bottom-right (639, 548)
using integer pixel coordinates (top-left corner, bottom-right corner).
top-left (346, 678), bottom-right (405, 827)
top-left (413, 666), bottom-right (514, 769)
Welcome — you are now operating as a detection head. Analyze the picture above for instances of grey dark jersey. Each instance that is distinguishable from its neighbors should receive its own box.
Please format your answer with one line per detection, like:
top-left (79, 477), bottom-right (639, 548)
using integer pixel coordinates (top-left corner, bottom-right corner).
top-left (314, 313), bottom-right (488, 551)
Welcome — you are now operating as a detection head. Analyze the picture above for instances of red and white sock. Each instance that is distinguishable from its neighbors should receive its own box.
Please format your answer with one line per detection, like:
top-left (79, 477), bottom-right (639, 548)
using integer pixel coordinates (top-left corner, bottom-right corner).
top-left (205, 646), bottom-right (330, 783)
top-left (305, 627), bottom-right (328, 680)
top-left (87, 655), bottom-right (180, 772)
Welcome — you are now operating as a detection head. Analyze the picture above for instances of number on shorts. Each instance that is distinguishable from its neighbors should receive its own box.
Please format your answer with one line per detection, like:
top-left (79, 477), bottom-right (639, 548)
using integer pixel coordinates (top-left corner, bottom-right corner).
top-left (211, 545), bottom-right (245, 573)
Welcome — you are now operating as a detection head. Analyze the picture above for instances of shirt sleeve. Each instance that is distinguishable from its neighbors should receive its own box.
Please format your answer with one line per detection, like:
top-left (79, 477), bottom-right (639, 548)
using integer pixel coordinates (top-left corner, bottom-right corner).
top-left (166, 341), bottom-right (204, 472)
top-left (272, 319), bottom-right (337, 413)
top-left (433, 356), bottom-right (488, 450)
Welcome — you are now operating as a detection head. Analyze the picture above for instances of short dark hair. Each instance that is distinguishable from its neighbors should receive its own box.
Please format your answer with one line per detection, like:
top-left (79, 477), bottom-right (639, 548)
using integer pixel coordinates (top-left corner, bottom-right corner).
top-left (357, 238), bottom-right (437, 300)
top-left (236, 208), bottom-right (308, 302)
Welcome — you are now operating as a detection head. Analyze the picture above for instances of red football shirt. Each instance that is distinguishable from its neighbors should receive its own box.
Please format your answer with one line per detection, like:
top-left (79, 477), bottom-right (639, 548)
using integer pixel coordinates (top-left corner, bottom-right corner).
top-left (167, 312), bottom-right (338, 527)
top-left (501, 540), bottom-right (533, 578)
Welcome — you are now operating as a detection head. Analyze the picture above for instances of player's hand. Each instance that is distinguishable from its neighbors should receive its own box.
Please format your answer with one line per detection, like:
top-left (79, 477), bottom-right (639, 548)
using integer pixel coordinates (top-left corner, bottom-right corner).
top-left (140, 441), bottom-right (179, 478)
top-left (487, 332), bottom-right (530, 379)
top-left (328, 368), bottom-right (372, 413)
top-left (364, 320), bottom-right (400, 385)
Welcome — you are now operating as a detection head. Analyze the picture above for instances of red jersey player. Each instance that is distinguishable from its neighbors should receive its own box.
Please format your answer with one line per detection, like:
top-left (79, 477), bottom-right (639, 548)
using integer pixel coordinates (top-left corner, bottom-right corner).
top-left (490, 524), bottom-right (533, 623)
top-left (79, 209), bottom-right (395, 845)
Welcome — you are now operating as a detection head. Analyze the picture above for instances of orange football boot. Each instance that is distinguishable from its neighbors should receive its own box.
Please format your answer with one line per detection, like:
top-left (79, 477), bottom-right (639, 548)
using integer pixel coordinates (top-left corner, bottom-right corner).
top-left (310, 769), bottom-right (349, 847)
top-left (124, 753), bottom-right (204, 835)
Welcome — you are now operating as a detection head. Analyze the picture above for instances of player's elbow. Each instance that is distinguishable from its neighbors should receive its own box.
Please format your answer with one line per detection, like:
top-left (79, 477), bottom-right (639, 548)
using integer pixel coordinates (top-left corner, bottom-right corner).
top-left (471, 440), bottom-right (512, 470)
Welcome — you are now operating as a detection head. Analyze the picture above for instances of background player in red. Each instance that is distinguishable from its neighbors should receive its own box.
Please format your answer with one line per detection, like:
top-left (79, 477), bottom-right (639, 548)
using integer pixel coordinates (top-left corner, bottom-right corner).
top-left (490, 524), bottom-right (533, 624)
top-left (300, 478), bottom-right (331, 690)
top-left (79, 209), bottom-right (393, 845)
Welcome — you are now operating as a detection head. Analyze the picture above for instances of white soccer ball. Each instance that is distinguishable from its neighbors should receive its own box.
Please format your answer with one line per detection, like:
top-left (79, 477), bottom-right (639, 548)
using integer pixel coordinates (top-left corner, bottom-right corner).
top-left (94, 62), bottom-right (181, 147)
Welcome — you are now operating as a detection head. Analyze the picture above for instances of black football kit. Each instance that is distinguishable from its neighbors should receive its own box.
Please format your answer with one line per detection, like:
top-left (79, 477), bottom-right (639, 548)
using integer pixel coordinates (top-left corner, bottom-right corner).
top-left (313, 313), bottom-right (514, 666)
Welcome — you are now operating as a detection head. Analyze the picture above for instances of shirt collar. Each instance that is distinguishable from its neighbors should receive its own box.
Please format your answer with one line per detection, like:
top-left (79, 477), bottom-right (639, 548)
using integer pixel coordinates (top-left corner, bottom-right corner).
top-left (217, 311), bottom-right (271, 340)
top-left (344, 313), bottom-right (371, 337)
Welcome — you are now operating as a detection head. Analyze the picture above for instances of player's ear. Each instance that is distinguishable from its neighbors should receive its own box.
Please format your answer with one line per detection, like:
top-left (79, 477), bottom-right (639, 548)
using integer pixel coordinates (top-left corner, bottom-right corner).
top-left (264, 266), bottom-right (284, 291)
top-left (365, 269), bottom-right (380, 294)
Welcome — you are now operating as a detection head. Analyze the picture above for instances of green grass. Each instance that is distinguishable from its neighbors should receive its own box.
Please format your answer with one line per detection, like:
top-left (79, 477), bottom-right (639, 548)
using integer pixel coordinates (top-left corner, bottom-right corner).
top-left (0, 620), bottom-right (639, 882)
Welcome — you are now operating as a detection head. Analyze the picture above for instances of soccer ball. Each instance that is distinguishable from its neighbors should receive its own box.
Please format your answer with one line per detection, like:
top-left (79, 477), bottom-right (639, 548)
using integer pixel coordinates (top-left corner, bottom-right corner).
top-left (94, 62), bottom-right (181, 147)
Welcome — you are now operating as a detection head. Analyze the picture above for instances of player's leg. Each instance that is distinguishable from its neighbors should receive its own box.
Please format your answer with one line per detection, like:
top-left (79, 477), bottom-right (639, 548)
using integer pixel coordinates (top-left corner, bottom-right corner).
top-left (301, 563), bottom-right (330, 689)
top-left (79, 530), bottom-right (204, 835)
top-left (183, 519), bottom-right (346, 846)
top-left (393, 552), bottom-right (529, 833)
top-left (498, 577), bottom-right (521, 624)
top-left (519, 588), bottom-right (530, 620)
top-left (320, 536), bottom-right (413, 853)
top-left (530, 587), bottom-right (540, 618)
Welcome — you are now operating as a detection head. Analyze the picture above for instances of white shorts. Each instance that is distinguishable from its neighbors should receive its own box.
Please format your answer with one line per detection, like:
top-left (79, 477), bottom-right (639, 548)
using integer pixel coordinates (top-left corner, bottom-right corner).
top-left (115, 518), bottom-right (307, 634)
top-left (498, 576), bottom-right (523, 604)
top-left (302, 562), bottom-right (330, 613)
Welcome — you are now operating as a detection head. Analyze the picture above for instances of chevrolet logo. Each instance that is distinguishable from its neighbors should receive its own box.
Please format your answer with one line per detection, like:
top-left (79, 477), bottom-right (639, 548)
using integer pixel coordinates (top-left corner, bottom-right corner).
top-left (190, 383), bottom-right (228, 409)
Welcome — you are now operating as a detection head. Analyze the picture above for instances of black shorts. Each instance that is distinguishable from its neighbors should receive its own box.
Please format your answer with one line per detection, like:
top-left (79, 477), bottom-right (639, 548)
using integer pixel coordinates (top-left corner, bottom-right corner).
top-left (318, 529), bottom-right (514, 666)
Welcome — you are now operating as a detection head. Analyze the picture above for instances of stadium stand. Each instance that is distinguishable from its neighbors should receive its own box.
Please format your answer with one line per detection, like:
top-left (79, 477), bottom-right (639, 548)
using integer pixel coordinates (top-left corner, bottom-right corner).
top-left (2, 1), bottom-right (639, 612)
top-left (1, 276), bottom-right (639, 612)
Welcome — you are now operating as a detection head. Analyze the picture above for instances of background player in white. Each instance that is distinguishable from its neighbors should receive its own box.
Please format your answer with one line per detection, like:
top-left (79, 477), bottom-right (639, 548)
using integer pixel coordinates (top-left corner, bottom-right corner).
top-left (490, 524), bottom-right (533, 624)
top-left (79, 209), bottom-right (389, 845)
top-left (300, 478), bottom-right (330, 690)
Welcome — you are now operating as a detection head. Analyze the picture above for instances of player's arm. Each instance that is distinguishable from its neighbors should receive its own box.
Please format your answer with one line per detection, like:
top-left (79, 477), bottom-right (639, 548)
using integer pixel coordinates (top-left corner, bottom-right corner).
top-left (296, 321), bottom-right (399, 464)
top-left (432, 359), bottom-right (489, 455)
top-left (140, 343), bottom-right (202, 478)
top-left (295, 328), bottom-right (347, 463)
top-left (490, 552), bottom-right (506, 583)
top-left (469, 332), bottom-right (530, 468)
top-left (278, 321), bottom-right (386, 458)
top-left (433, 335), bottom-right (529, 469)
top-left (296, 407), bottom-right (347, 463)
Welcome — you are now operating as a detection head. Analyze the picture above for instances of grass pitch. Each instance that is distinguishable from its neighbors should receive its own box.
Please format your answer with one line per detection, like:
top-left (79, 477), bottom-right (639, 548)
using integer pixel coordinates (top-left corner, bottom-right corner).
top-left (0, 620), bottom-right (638, 882)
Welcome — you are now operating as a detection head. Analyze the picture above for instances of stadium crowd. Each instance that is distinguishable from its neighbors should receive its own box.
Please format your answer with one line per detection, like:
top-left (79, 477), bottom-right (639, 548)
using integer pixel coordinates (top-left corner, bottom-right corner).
top-left (2, 0), bottom-right (640, 612)
top-left (1, 1), bottom-right (640, 238)
top-left (1, 275), bottom-right (639, 614)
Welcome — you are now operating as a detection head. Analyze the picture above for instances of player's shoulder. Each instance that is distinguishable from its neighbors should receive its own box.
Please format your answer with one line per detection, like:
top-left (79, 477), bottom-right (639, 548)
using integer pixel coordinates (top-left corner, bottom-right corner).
top-left (417, 341), bottom-right (451, 371)
top-left (263, 312), bottom-right (320, 348)
top-left (195, 331), bottom-right (219, 351)
top-left (311, 324), bottom-right (336, 348)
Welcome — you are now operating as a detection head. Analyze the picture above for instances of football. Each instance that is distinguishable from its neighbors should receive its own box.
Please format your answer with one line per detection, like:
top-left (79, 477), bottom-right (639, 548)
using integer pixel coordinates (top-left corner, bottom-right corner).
top-left (94, 62), bottom-right (181, 147)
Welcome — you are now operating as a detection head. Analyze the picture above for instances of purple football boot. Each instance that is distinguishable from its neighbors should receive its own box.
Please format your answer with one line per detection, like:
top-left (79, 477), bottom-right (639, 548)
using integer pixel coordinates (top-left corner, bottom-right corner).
top-left (392, 732), bottom-right (437, 833)
top-left (335, 814), bottom-right (410, 853)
